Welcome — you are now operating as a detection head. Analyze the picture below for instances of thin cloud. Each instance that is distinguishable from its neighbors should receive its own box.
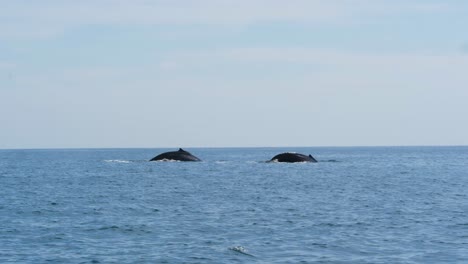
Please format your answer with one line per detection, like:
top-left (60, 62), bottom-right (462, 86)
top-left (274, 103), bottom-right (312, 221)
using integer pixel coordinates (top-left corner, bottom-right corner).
top-left (0, 62), bottom-right (17, 72)
top-left (158, 47), bottom-right (468, 72)
top-left (461, 44), bottom-right (468, 53)
top-left (0, 0), bottom-right (456, 39)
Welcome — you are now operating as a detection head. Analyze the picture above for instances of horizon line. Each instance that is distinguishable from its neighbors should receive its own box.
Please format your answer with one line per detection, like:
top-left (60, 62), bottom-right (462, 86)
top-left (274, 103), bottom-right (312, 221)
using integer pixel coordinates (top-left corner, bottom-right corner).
top-left (1, 144), bottom-right (467, 151)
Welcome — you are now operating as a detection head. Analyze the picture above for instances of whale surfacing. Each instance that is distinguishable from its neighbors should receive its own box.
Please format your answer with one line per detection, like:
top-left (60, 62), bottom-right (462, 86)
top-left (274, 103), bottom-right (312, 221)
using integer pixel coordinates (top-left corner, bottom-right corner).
top-left (150, 148), bottom-right (201, 162)
top-left (269, 152), bottom-right (317, 163)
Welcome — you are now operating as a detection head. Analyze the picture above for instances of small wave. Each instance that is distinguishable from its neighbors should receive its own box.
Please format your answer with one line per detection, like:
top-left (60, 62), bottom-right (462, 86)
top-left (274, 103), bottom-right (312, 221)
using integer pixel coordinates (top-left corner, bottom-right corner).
top-left (93, 224), bottom-right (151, 234)
top-left (151, 159), bottom-right (182, 162)
top-left (104, 160), bottom-right (130, 163)
top-left (229, 246), bottom-right (255, 257)
top-left (98, 225), bottom-right (119, 230)
top-left (267, 160), bottom-right (312, 164)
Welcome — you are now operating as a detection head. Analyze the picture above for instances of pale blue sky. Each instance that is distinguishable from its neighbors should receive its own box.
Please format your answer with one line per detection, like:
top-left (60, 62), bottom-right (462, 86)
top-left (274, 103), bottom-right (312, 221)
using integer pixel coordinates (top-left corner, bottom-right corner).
top-left (1, 0), bottom-right (467, 148)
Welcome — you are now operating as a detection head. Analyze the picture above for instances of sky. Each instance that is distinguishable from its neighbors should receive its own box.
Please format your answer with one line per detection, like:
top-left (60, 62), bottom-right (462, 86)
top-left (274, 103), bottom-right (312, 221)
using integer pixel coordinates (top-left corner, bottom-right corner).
top-left (1, 0), bottom-right (468, 149)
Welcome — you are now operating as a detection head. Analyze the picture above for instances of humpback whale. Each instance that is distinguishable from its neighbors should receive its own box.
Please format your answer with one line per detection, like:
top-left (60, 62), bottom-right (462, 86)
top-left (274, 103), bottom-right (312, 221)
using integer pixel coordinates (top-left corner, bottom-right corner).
top-left (269, 152), bottom-right (318, 163)
top-left (150, 148), bottom-right (201, 162)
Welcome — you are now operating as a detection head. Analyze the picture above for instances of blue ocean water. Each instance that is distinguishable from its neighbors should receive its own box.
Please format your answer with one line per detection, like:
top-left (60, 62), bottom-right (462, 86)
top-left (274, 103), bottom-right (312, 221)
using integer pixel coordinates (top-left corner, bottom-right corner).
top-left (1, 147), bottom-right (467, 263)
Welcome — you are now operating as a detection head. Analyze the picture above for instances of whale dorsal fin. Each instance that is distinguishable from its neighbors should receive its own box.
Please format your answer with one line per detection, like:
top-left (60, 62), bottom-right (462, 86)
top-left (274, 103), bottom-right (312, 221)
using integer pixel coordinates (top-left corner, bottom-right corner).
top-left (179, 148), bottom-right (185, 152)
top-left (309, 154), bottom-right (318, 162)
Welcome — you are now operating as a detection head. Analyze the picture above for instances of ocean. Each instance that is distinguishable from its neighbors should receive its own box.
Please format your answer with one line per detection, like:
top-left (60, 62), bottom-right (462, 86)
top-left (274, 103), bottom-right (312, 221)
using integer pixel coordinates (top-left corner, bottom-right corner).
top-left (1, 147), bottom-right (467, 263)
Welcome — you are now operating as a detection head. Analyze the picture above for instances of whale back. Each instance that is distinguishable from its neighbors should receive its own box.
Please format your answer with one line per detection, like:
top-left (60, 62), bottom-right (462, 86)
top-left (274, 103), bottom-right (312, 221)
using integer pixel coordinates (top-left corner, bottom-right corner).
top-left (270, 152), bottom-right (317, 163)
top-left (150, 148), bottom-right (201, 162)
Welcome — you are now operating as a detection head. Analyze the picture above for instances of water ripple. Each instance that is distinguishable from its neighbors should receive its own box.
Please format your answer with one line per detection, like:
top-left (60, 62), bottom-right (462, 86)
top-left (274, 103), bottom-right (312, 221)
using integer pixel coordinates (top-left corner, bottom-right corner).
top-left (1, 147), bottom-right (468, 263)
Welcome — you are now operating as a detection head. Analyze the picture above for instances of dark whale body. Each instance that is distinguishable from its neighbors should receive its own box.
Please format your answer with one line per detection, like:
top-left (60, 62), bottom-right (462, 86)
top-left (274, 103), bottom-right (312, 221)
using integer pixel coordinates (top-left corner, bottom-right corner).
top-left (150, 148), bottom-right (201, 162)
top-left (269, 152), bottom-right (317, 163)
